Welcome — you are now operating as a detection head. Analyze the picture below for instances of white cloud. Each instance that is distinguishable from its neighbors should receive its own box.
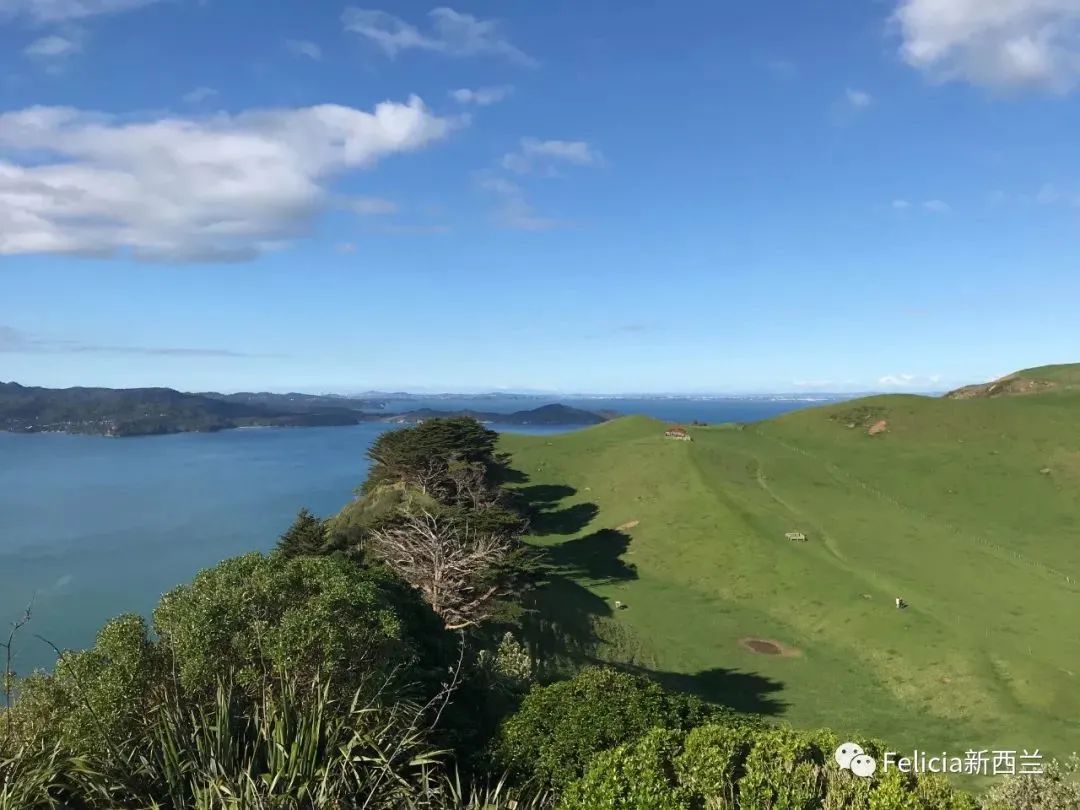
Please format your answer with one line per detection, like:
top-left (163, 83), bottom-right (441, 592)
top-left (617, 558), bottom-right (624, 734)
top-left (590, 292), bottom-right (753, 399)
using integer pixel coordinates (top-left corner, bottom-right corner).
top-left (890, 198), bottom-right (951, 213)
top-left (286, 39), bottom-right (322, 60)
top-left (989, 183), bottom-right (1080, 208)
top-left (893, 0), bottom-right (1080, 91)
top-left (476, 173), bottom-right (558, 231)
top-left (23, 34), bottom-right (81, 59)
top-left (501, 137), bottom-right (603, 175)
top-left (0, 0), bottom-right (161, 22)
top-left (479, 137), bottom-right (602, 228)
top-left (877, 372), bottom-right (944, 388)
top-left (182, 86), bottom-right (218, 104)
top-left (846, 88), bottom-right (873, 107)
top-left (449, 85), bottom-right (513, 106)
top-left (0, 97), bottom-right (458, 261)
top-left (348, 195), bottom-right (397, 215)
top-left (342, 6), bottom-right (536, 66)
top-left (878, 373), bottom-right (917, 386)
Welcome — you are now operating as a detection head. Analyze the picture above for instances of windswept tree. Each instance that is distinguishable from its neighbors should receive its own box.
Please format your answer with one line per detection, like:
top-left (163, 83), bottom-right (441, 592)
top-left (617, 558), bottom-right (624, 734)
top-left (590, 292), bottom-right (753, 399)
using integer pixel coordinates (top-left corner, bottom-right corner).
top-left (368, 508), bottom-right (535, 630)
top-left (364, 418), bottom-right (502, 500)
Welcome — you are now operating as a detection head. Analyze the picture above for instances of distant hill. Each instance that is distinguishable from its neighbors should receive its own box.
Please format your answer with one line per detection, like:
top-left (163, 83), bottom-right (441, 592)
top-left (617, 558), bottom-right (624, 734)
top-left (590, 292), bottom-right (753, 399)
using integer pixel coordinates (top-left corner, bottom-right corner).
top-left (386, 403), bottom-right (608, 426)
top-left (944, 362), bottom-right (1080, 399)
top-left (0, 382), bottom-right (608, 437)
top-left (199, 391), bottom-right (386, 413)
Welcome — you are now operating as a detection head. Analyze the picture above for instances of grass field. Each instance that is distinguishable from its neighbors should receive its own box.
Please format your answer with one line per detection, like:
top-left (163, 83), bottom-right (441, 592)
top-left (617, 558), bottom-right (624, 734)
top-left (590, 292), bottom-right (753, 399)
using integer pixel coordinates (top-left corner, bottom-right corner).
top-left (501, 370), bottom-right (1080, 780)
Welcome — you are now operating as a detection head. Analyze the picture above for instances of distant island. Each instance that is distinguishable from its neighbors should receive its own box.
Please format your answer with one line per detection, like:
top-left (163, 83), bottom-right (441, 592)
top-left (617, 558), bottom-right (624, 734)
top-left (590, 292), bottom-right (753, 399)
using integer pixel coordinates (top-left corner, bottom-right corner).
top-left (0, 382), bottom-right (609, 437)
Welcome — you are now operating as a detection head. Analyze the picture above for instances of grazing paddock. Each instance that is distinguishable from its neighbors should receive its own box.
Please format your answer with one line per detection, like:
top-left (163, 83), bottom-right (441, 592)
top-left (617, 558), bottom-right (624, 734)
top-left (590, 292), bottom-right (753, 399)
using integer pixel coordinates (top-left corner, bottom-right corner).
top-left (501, 392), bottom-right (1080, 785)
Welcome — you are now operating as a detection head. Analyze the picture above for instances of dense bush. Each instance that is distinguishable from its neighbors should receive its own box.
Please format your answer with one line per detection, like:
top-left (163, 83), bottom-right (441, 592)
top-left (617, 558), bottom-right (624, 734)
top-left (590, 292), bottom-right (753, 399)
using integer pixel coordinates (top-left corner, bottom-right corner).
top-left (561, 721), bottom-right (977, 810)
top-left (560, 727), bottom-right (691, 809)
top-left (153, 552), bottom-right (437, 696)
top-left (981, 755), bottom-right (1080, 810)
top-left (494, 666), bottom-right (736, 791)
top-left (11, 614), bottom-right (163, 761)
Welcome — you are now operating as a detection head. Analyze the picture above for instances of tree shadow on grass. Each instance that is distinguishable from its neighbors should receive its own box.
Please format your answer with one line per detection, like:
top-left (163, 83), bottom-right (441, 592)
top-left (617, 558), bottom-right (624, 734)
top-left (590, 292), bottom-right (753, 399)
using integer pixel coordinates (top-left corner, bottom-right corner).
top-left (627, 664), bottom-right (787, 717)
top-left (545, 529), bottom-right (637, 583)
top-left (501, 463), bottom-right (788, 722)
top-left (513, 484), bottom-right (599, 535)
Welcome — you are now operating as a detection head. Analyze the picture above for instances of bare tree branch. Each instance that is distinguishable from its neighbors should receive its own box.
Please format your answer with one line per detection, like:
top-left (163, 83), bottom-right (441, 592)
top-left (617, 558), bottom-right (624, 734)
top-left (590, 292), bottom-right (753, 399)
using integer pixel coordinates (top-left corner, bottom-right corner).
top-left (369, 509), bottom-right (518, 629)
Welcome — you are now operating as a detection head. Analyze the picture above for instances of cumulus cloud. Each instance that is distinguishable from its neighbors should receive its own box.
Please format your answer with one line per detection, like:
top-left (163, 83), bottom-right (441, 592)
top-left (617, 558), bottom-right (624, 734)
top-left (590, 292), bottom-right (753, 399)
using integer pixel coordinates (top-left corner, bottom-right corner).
top-left (0, 97), bottom-right (458, 261)
top-left (0, 0), bottom-right (161, 22)
top-left (923, 198), bottom-right (951, 213)
top-left (0, 324), bottom-right (264, 357)
top-left (342, 7), bottom-right (536, 66)
top-left (286, 39), bottom-right (322, 60)
top-left (893, 0), bottom-right (1080, 91)
top-left (500, 137), bottom-right (604, 175)
top-left (449, 85), bottom-right (513, 106)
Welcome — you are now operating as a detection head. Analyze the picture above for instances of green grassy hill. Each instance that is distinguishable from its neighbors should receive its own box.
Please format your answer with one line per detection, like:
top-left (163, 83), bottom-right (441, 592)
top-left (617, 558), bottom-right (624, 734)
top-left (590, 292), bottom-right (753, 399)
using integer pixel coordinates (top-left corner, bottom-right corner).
top-left (501, 366), bottom-right (1080, 779)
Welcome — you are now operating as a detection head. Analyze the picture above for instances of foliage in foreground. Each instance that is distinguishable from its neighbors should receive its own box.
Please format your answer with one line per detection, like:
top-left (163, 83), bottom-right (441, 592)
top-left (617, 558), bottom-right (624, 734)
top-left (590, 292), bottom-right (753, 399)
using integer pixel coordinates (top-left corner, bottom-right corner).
top-left (495, 666), bottom-right (738, 791)
top-left (560, 724), bottom-right (976, 810)
top-left (980, 754), bottom-right (1080, 810)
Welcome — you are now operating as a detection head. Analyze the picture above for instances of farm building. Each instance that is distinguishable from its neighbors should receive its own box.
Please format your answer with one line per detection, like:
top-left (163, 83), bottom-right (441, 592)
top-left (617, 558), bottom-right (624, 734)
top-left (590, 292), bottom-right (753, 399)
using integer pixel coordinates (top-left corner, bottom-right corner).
top-left (665, 426), bottom-right (692, 441)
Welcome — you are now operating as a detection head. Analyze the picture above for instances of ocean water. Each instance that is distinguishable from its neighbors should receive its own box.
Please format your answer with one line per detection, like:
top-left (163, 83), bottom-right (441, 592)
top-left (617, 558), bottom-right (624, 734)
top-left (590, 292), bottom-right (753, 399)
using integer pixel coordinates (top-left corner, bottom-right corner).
top-left (0, 397), bottom-right (830, 675)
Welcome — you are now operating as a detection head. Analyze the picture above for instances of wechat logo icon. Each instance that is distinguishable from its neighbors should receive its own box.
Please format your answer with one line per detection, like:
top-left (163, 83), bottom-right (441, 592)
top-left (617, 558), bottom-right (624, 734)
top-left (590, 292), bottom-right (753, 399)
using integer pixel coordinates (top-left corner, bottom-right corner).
top-left (835, 742), bottom-right (877, 778)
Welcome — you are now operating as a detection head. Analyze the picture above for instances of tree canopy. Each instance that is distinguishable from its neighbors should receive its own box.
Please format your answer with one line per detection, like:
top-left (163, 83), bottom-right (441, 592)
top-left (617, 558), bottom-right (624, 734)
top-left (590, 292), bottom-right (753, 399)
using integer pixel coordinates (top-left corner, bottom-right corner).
top-left (364, 417), bottom-right (501, 497)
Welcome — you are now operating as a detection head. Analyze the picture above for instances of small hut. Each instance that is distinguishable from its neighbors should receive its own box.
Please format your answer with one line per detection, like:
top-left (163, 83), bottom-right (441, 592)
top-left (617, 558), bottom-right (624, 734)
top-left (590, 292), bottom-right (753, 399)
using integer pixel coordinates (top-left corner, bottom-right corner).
top-left (665, 426), bottom-right (692, 441)
top-left (785, 531), bottom-right (807, 542)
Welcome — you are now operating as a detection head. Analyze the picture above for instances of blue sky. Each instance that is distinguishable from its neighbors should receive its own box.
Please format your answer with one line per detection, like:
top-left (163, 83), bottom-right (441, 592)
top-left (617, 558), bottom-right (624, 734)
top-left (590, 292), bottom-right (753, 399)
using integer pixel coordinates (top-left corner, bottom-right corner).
top-left (1, 0), bottom-right (1079, 394)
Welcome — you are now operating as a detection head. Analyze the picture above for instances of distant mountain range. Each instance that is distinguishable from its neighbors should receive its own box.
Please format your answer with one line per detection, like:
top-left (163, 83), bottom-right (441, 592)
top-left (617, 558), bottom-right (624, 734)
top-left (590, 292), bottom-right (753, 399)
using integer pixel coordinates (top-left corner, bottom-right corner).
top-left (0, 383), bottom-right (608, 437)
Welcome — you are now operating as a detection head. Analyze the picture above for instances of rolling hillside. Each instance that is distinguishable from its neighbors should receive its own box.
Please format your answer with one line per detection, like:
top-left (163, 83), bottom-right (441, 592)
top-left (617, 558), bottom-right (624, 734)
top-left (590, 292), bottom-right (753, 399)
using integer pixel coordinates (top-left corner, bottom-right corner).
top-left (501, 366), bottom-right (1080, 778)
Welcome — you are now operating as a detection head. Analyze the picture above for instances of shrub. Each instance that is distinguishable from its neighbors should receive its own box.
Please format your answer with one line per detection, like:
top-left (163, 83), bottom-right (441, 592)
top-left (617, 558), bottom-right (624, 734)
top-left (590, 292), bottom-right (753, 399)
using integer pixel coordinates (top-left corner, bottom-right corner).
top-left (557, 722), bottom-right (977, 810)
top-left (674, 722), bottom-right (753, 808)
top-left (152, 552), bottom-right (426, 696)
top-left (11, 614), bottom-right (162, 760)
top-left (559, 728), bottom-right (689, 809)
top-left (980, 754), bottom-right (1080, 810)
top-left (495, 667), bottom-right (731, 791)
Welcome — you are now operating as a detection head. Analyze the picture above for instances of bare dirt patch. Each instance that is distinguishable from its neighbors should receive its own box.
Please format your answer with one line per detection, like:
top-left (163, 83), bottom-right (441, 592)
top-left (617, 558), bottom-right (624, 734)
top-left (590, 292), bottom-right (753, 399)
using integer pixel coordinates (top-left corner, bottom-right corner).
top-left (739, 637), bottom-right (802, 657)
top-left (616, 520), bottom-right (640, 530)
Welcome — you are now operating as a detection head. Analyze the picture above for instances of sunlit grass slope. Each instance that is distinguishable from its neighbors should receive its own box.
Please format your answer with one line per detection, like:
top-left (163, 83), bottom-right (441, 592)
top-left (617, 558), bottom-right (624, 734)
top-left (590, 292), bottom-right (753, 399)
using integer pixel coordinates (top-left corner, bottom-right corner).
top-left (500, 369), bottom-right (1080, 771)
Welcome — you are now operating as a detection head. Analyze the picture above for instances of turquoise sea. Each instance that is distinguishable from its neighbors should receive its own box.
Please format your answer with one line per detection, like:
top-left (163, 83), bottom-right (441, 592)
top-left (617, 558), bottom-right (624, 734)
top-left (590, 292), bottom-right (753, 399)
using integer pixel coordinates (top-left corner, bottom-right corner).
top-left (0, 397), bottom-right (829, 675)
